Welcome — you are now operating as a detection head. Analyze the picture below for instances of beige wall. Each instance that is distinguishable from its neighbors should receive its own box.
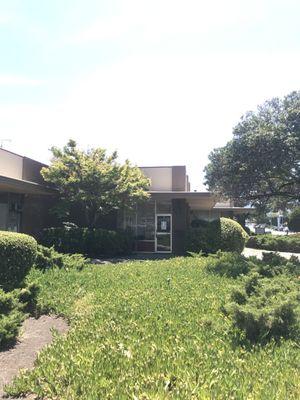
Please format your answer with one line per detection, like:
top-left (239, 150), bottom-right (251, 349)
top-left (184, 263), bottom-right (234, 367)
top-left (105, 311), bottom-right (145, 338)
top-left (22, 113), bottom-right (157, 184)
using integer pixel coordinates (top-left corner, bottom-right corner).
top-left (0, 149), bottom-right (46, 184)
top-left (141, 167), bottom-right (173, 191)
top-left (0, 149), bottom-right (23, 180)
top-left (140, 166), bottom-right (188, 191)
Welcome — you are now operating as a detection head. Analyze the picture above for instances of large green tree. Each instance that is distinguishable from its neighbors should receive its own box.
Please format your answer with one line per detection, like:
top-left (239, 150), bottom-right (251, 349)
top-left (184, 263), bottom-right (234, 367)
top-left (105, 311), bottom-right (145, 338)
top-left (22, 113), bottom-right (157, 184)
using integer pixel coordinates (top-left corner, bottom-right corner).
top-left (204, 91), bottom-right (300, 207)
top-left (41, 140), bottom-right (150, 228)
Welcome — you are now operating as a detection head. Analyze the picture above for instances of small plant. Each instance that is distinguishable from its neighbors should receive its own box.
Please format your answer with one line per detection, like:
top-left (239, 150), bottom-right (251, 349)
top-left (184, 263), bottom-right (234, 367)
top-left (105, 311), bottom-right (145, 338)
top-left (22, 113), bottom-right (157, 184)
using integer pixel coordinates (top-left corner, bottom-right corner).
top-left (0, 283), bottom-right (39, 348)
top-left (252, 252), bottom-right (300, 278)
top-left (224, 273), bottom-right (300, 343)
top-left (35, 245), bottom-right (88, 271)
top-left (205, 251), bottom-right (250, 278)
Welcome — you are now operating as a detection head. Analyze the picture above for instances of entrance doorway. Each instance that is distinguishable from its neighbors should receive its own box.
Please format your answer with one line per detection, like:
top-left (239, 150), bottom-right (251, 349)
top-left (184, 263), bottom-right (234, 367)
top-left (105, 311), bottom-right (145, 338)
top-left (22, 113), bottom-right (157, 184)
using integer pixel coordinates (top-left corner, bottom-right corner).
top-left (155, 214), bottom-right (172, 253)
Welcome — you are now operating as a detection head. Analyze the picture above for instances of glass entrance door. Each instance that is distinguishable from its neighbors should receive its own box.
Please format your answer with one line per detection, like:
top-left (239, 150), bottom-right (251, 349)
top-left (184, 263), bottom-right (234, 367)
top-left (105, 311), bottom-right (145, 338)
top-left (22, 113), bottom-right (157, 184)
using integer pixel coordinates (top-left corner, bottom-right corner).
top-left (155, 214), bottom-right (172, 253)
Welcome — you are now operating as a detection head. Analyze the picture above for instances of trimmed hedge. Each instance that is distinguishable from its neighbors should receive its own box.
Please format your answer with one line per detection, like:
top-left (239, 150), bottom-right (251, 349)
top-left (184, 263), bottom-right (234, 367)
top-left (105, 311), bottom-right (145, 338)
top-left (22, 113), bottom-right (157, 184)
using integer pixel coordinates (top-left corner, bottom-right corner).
top-left (0, 232), bottom-right (37, 291)
top-left (40, 227), bottom-right (134, 257)
top-left (247, 234), bottom-right (300, 253)
top-left (185, 217), bottom-right (248, 254)
top-left (288, 207), bottom-right (300, 232)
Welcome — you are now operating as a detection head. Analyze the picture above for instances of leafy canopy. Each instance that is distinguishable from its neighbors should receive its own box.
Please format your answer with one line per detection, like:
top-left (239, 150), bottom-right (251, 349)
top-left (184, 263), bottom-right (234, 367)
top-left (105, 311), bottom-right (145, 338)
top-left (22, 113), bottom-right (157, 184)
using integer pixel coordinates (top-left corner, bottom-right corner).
top-left (41, 140), bottom-right (150, 227)
top-left (204, 91), bottom-right (300, 206)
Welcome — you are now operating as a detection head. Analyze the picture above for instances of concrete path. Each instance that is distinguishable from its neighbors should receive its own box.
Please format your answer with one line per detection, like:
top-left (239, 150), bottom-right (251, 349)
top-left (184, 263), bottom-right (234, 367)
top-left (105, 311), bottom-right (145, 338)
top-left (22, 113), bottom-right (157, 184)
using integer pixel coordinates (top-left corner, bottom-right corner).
top-left (0, 315), bottom-right (68, 399)
top-left (243, 247), bottom-right (300, 260)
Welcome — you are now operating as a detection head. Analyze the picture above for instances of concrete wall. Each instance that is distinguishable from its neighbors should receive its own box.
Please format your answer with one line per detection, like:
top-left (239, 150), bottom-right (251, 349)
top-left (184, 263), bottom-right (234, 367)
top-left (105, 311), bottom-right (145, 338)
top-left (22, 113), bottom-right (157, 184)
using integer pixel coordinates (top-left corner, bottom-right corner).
top-left (0, 149), bottom-right (23, 180)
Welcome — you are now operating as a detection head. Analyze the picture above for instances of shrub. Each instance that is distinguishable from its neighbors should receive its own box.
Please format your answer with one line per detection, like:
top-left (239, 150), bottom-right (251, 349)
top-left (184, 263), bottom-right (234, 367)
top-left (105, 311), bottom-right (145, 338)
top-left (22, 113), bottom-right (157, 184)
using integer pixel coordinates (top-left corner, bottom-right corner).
top-left (220, 218), bottom-right (249, 253)
top-left (288, 207), bottom-right (300, 232)
top-left (224, 273), bottom-right (300, 343)
top-left (206, 251), bottom-right (250, 278)
top-left (0, 232), bottom-right (37, 291)
top-left (243, 225), bottom-right (251, 236)
top-left (247, 234), bottom-right (300, 253)
top-left (253, 252), bottom-right (300, 278)
top-left (40, 227), bottom-right (134, 257)
top-left (185, 218), bottom-right (248, 254)
top-left (0, 283), bottom-right (39, 348)
top-left (35, 245), bottom-right (64, 270)
top-left (35, 245), bottom-right (88, 271)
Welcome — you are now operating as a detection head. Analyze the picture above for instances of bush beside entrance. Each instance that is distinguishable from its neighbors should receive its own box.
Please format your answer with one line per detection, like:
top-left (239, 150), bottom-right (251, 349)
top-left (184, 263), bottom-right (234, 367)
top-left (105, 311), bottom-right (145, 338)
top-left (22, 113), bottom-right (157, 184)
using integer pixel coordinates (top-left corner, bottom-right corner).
top-left (41, 227), bottom-right (134, 257)
top-left (185, 217), bottom-right (248, 254)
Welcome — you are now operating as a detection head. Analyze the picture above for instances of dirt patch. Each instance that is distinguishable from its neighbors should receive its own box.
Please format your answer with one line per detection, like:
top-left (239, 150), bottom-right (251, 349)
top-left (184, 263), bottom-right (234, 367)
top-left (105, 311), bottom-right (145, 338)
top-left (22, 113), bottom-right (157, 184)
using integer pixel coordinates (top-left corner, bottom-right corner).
top-left (0, 315), bottom-right (68, 399)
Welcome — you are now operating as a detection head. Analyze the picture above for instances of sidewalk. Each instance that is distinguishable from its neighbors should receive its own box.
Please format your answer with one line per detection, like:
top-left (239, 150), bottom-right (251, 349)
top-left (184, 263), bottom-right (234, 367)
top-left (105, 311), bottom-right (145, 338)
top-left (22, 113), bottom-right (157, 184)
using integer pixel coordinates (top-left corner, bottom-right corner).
top-left (243, 247), bottom-right (300, 260)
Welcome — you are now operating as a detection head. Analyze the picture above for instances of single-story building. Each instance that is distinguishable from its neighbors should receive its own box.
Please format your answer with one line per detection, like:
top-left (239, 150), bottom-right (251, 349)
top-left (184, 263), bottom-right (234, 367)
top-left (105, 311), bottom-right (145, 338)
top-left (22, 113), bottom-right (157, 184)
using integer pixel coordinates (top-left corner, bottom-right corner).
top-left (0, 148), bottom-right (253, 254)
top-left (0, 148), bottom-right (56, 236)
top-left (120, 166), bottom-right (253, 254)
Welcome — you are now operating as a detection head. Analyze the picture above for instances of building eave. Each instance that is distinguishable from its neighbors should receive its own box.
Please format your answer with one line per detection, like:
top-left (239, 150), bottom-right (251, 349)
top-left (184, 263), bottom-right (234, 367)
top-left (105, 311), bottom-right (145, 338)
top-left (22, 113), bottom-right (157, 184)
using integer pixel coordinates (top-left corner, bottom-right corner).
top-left (149, 191), bottom-right (217, 210)
top-left (213, 206), bottom-right (255, 214)
top-left (0, 175), bottom-right (56, 195)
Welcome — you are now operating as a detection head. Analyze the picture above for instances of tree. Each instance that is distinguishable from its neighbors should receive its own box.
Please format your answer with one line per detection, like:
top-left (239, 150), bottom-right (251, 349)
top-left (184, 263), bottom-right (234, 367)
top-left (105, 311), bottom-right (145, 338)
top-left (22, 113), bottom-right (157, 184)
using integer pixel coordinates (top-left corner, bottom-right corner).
top-left (41, 140), bottom-right (150, 228)
top-left (204, 91), bottom-right (300, 207)
top-left (288, 207), bottom-right (300, 232)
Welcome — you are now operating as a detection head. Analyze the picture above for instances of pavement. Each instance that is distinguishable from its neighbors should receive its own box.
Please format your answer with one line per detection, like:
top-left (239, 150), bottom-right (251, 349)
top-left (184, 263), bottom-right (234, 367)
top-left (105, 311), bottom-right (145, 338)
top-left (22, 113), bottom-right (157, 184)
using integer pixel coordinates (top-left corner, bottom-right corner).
top-left (0, 315), bottom-right (68, 399)
top-left (243, 247), bottom-right (300, 260)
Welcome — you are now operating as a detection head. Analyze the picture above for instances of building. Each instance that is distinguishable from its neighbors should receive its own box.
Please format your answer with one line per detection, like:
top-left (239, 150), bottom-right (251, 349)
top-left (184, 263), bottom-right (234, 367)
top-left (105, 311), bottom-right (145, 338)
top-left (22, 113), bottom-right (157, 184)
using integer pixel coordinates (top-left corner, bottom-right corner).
top-left (0, 148), bottom-right (56, 236)
top-left (121, 166), bottom-right (252, 254)
top-left (0, 149), bottom-right (252, 254)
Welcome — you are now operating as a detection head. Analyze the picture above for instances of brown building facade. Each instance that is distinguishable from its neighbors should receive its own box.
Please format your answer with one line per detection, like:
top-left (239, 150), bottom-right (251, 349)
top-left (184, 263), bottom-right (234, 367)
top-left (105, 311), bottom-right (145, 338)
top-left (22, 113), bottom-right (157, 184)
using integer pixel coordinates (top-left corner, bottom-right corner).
top-left (0, 149), bottom-right (252, 253)
top-left (0, 148), bottom-right (57, 236)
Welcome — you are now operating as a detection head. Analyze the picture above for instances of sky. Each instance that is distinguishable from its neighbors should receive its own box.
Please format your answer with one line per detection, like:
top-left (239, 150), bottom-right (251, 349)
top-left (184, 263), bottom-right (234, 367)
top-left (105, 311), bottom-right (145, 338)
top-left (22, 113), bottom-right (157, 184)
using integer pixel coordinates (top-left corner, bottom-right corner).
top-left (0, 0), bottom-right (299, 190)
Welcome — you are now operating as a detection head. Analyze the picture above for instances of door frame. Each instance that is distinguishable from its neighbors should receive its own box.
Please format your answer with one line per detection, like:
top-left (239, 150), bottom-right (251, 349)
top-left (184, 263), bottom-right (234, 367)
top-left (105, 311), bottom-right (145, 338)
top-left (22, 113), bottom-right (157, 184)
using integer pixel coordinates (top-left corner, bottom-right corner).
top-left (155, 213), bottom-right (172, 253)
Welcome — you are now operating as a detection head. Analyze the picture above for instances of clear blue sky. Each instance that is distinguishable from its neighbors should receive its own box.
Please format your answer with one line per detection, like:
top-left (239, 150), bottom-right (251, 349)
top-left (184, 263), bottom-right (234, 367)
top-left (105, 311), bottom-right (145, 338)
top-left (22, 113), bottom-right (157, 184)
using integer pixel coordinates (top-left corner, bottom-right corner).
top-left (0, 0), bottom-right (299, 189)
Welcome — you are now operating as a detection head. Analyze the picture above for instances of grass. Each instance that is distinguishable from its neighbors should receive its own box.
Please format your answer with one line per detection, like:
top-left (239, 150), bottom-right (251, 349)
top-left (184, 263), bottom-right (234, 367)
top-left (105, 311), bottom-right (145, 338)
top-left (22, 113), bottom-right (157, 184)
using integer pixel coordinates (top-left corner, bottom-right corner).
top-left (6, 257), bottom-right (300, 399)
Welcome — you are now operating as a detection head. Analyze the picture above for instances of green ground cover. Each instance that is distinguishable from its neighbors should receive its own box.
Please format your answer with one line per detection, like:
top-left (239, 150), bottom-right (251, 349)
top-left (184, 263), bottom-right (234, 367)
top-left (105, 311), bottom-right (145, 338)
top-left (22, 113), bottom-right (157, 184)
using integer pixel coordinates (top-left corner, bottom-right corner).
top-left (6, 258), bottom-right (300, 399)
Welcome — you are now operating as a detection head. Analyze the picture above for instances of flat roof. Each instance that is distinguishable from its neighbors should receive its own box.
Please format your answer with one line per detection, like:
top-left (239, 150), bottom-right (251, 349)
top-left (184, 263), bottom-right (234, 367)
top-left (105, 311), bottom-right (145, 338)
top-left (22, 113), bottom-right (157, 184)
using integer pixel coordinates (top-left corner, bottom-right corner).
top-left (0, 147), bottom-right (48, 167)
top-left (0, 175), bottom-right (55, 195)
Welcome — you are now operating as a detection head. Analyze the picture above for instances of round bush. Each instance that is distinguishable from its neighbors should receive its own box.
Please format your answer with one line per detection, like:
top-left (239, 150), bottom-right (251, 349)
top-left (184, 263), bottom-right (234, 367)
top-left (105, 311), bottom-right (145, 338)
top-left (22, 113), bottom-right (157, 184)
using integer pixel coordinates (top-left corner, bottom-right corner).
top-left (185, 217), bottom-right (248, 254)
top-left (288, 207), bottom-right (300, 232)
top-left (0, 231), bottom-right (37, 291)
top-left (220, 217), bottom-right (249, 253)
